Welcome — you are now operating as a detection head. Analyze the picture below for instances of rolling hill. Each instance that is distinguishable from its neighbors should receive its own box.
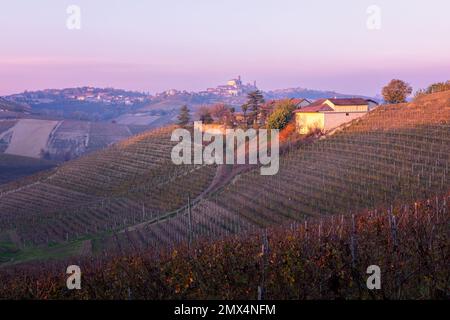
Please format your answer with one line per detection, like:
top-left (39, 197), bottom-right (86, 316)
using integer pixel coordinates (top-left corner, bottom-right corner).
top-left (0, 91), bottom-right (448, 264)
top-left (0, 126), bottom-right (217, 251)
top-left (0, 154), bottom-right (57, 185)
top-left (264, 87), bottom-right (375, 101)
top-left (0, 97), bottom-right (30, 114)
top-left (201, 91), bottom-right (449, 225)
top-left (0, 119), bottom-right (153, 163)
top-left (89, 90), bottom-right (449, 254)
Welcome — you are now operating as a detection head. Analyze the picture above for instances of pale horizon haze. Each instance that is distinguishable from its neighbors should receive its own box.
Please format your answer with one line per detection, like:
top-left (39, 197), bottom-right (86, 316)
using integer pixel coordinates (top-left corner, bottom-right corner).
top-left (1, 0), bottom-right (449, 96)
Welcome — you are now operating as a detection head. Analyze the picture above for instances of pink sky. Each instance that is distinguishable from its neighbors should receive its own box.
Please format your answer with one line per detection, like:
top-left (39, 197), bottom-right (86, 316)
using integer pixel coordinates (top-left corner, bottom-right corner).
top-left (1, 0), bottom-right (449, 96)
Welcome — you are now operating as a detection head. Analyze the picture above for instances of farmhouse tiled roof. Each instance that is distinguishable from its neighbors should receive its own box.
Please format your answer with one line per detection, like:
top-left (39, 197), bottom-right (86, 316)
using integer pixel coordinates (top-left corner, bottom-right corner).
top-left (327, 98), bottom-right (369, 106)
top-left (293, 104), bottom-right (333, 113)
top-left (292, 98), bottom-right (370, 113)
top-left (290, 98), bottom-right (310, 105)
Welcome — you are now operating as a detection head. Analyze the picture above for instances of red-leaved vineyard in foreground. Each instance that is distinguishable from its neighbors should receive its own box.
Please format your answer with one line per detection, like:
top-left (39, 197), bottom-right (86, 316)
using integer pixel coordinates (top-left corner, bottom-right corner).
top-left (0, 194), bottom-right (448, 299)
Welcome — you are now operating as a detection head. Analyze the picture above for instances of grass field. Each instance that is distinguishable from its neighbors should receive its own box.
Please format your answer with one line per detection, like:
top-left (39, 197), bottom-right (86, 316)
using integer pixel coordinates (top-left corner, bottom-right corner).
top-left (0, 154), bottom-right (57, 185)
top-left (3, 119), bottom-right (59, 158)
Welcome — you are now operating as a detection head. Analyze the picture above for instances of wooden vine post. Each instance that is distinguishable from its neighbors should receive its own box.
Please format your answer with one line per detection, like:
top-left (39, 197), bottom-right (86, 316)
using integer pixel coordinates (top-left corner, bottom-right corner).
top-left (258, 229), bottom-right (269, 300)
top-left (188, 193), bottom-right (193, 250)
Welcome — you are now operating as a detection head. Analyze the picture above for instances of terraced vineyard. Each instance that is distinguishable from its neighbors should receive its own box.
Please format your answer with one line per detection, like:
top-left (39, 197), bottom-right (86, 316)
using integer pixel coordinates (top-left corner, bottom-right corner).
top-left (0, 126), bottom-right (217, 247)
top-left (85, 122), bottom-right (133, 152)
top-left (1, 194), bottom-right (448, 299)
top-left (0, 92), bottom-right (448, 262)
top-left (97, 199), bottom-right (256, 254)
top-left (201, 91), bottom-right (450, 227)
top-left (0, 120), bottom-right (18, 152)
top-left (97, 91), bottom-right (450, 253)
top-left (0, 154), bottom-right (57, 185)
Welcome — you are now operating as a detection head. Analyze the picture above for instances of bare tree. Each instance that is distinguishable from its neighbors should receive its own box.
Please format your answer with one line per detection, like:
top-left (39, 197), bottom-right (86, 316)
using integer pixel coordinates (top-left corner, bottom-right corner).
top-left (382, 79), bottom-right (413, 104)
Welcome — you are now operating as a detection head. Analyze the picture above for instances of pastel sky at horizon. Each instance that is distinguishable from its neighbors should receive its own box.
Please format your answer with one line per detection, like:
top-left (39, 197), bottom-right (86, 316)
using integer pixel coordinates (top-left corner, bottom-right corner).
top-left (1, 0), bottom-right (449, 96)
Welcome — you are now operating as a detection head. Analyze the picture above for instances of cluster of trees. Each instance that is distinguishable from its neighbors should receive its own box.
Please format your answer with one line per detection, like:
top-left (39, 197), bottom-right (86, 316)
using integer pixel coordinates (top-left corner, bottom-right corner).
top-left (415, 80), bottom-right (450, 99)
top-left (178, 103), bottom-right (237, 126)
top-left (382, 79), bottom-right (449, 104)
top-left (177, 89), bottom-right (300, 131)
top-left (197, 103), bottom-right (236, 125)
top-left (177, 90), bottom-right (267, 127)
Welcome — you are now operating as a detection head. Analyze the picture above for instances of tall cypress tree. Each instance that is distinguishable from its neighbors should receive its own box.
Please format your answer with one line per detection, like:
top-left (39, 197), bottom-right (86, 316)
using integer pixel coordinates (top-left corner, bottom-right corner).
top-left (177, 105), bottom-right (191, 126)
top-left (244, 90), bottom-right (265, 125)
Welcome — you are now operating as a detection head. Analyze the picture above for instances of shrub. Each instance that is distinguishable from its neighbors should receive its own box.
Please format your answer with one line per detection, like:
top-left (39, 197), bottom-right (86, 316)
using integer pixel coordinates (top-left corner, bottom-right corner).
top-left (279, 123), bottom-right (296, 141)
top-left (415, 81), bottom-right (450, 99)
top-left (266, 99), bottom-right (297, 130)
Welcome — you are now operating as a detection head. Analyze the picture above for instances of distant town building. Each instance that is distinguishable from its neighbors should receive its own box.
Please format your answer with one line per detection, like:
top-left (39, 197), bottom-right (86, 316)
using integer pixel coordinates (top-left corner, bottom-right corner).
top-left (7, 87), bottom-right (152, 106)
top-left (165, 89), bottom-right (180, 96)
top-left (202, 76), bottom-right (258, 97)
